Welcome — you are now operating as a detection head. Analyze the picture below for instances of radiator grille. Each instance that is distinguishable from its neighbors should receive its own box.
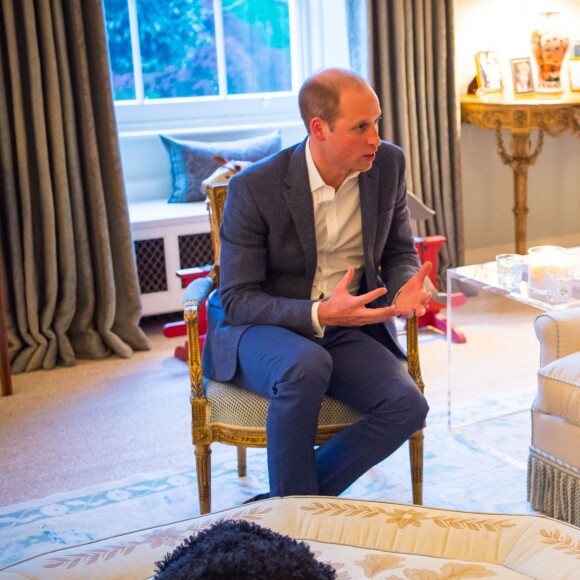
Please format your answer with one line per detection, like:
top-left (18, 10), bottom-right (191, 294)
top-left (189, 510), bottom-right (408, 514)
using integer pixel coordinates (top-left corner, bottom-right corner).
top-left (134, 238), bottom-right (167, 294)
top-left (178, 233), bottom-right (214, 269)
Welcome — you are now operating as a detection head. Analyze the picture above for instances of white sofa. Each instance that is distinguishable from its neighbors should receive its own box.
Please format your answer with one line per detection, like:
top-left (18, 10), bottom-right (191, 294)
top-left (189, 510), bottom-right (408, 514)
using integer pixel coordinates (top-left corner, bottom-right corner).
top-left (1, 496), bottom-right (579, 579)
top-left (528, 309), bottom-right (580, 527)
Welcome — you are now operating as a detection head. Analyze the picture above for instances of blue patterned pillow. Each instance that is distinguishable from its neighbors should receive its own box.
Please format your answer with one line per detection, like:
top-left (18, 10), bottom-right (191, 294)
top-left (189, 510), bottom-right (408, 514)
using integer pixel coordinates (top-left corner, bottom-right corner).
top-left (161, 131), bottom-right (282, 203)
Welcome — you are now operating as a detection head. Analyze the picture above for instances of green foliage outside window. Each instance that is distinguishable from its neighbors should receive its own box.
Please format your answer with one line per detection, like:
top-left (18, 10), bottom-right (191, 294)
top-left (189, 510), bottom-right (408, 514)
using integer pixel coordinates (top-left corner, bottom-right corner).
top-left (103, 0), bottom-right (292, 101)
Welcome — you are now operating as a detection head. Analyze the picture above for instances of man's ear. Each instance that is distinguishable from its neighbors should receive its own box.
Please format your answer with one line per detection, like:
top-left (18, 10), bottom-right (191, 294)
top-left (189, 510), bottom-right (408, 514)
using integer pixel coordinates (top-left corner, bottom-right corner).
top-left (310, 117), bottom-right (327, 141)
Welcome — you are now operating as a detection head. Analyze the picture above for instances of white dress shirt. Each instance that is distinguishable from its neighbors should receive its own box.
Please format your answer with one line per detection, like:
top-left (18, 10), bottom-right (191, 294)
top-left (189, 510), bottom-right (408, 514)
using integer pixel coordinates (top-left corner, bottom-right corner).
top-left (305, 139), bottom-right (365, 336)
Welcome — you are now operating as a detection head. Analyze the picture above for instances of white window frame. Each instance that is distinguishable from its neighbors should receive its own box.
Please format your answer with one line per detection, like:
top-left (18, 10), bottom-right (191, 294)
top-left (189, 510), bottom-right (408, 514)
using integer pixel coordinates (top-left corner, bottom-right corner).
top-left (114, 0), bottom-right (350, 137)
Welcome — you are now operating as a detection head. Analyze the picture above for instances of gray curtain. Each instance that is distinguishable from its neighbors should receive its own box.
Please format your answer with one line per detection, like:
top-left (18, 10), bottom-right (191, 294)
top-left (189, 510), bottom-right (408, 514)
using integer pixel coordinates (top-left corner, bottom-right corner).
top-left (347, 0), bottom-right (464, 284)
top-left (0, 0), bottom-right (150, 373)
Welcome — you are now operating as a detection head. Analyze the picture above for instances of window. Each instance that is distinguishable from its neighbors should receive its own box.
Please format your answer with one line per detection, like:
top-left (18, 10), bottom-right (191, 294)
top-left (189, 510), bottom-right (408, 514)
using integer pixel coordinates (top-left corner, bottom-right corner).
top-left (104, 0), bottom-right (294, 102)
top-left (104, 0), bottom-right (350, 134)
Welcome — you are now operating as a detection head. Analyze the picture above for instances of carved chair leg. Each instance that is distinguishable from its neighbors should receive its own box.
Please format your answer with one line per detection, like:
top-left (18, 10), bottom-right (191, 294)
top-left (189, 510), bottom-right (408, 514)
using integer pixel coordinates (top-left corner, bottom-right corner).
top-left (237, 445), bottom-right (247, 477)
top-left (409, 428), bottom-right (424, 505)
top-left (195, 443), bottom-right (212, 514)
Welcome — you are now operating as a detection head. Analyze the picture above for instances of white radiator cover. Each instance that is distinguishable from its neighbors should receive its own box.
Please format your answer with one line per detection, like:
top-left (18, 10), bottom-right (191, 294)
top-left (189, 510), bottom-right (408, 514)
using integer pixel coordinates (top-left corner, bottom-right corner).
top-left (129, 201), bottom-right (212, 316)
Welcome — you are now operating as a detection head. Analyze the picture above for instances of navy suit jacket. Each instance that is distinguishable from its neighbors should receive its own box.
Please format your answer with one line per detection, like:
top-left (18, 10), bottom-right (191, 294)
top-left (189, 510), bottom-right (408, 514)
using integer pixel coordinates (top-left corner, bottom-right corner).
top-left (203, 139), bottom-right (420, 382)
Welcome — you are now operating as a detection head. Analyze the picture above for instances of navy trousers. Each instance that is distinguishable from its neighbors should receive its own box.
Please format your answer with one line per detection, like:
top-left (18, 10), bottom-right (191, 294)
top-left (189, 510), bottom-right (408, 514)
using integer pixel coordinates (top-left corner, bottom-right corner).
top-left (233, 325), bottom-right (429, 497)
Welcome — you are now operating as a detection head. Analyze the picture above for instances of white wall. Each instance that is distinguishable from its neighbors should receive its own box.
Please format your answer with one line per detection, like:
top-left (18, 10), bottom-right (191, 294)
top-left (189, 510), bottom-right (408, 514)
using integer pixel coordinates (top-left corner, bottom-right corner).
top-left (455, 0), bottom-right (580, 264)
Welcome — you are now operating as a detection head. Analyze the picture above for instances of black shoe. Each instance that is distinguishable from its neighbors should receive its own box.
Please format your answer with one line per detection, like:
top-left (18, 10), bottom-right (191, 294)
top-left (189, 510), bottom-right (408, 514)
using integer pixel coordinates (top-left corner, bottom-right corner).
top-left (242, 492), bottom-right (270, 505)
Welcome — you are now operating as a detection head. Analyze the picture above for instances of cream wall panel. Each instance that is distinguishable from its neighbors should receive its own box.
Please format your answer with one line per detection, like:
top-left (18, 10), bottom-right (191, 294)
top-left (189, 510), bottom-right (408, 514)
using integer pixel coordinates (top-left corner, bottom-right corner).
top-left (455, 0), bottom-right (580, 264)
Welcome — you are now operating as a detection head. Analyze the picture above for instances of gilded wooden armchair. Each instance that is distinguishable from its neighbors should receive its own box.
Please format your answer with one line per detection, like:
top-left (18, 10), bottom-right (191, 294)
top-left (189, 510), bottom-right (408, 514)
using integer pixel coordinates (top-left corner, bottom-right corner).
top-left (183, 183), bottom-right (426, 515)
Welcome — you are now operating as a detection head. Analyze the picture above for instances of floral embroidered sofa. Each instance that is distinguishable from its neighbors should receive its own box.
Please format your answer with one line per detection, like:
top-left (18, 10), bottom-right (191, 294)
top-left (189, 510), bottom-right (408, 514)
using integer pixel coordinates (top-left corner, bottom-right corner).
top-left (0, 496), bottom-right (579, 579)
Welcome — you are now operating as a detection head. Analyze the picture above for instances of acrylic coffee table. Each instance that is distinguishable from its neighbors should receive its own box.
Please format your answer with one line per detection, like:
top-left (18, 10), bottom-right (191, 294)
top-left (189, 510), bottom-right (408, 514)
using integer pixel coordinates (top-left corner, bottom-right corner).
top-left (445, 248), bottom-right (580, 466)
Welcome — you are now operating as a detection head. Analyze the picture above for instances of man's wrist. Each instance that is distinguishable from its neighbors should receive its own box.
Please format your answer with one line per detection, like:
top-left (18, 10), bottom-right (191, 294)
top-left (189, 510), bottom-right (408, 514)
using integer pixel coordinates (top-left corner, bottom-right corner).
top-left (311, 301), bottom-right (325, 338)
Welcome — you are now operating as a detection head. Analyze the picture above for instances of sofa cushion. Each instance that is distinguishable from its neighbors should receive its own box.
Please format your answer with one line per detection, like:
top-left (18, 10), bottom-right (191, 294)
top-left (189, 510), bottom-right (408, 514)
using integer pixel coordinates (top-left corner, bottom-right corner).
top-left (2, 496), bottom-right (580, 580)
top-left (160, 131), bottom-right (282, 203)
top-left (531, 412), bottom-right (580, 469)
top-left (534, 351), bottom-right (580, 426)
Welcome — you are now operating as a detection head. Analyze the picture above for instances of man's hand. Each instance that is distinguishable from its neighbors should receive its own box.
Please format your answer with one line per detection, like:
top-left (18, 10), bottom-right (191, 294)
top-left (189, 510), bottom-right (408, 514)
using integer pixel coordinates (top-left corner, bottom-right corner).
top-left (393, 262), bottom-right (432, 320)
top-left (317, 267), bottom-right (397, 327)
top-left (317, 262), bottom-right (433, 327)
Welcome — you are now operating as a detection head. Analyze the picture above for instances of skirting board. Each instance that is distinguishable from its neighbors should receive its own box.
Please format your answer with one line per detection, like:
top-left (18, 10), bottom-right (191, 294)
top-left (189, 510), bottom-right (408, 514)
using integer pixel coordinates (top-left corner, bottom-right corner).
top-left (465, 232), bottom-right (580, 266)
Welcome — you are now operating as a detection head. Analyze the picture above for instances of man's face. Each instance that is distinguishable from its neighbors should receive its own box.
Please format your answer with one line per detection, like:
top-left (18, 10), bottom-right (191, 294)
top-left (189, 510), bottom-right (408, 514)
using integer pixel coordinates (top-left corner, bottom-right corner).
top-left (324, 85), bottom-right (382, 175)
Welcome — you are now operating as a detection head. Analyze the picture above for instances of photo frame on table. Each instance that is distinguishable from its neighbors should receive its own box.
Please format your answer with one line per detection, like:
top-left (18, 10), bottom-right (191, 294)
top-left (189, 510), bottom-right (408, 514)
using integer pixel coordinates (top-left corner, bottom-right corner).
top-left (474, 50), bottom-right (503, 93)
top-left (511, 57), bottom-right (534, 95)
top-left (570, 57), bottom-right (580, 91)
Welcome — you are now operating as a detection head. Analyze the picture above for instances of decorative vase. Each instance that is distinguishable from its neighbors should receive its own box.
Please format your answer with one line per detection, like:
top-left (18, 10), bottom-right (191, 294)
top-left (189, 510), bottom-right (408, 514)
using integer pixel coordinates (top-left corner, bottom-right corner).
top-left (530, 11), bottom-right (569, 92)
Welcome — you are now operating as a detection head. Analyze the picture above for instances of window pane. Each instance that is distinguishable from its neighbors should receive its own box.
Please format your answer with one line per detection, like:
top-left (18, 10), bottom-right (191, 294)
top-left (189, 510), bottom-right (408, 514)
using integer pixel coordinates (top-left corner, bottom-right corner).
top-left (223, 0), bottom-right (292, 95)
top-left (136, 0), bottom-right (218, 99)
top-left (104, 0), bottom-right (136, 101)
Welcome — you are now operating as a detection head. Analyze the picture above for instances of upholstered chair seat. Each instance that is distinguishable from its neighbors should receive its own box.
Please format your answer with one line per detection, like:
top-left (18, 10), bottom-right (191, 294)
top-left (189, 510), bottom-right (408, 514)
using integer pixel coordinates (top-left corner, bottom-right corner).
top-left (206, 379), bottom-right (362, 429)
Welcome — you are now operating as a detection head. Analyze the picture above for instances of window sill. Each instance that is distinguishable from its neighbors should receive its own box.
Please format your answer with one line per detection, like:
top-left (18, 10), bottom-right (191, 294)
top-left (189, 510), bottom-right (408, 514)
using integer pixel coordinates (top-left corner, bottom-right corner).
top-left (118, 119), bottom-right (304, 140)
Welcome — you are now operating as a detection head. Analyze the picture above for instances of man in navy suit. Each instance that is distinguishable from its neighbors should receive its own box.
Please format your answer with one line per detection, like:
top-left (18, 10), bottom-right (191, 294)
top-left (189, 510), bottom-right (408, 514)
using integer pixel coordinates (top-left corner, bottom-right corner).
top-left (203, 68), bottom-right (432, 501)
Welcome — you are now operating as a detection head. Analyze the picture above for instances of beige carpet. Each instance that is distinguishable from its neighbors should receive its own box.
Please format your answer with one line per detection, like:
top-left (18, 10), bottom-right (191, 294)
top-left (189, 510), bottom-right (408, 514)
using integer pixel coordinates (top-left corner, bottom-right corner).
top-left (0, 293), bottom-right (541, 507)
top-left (0, 317), bottom-right (193, 506)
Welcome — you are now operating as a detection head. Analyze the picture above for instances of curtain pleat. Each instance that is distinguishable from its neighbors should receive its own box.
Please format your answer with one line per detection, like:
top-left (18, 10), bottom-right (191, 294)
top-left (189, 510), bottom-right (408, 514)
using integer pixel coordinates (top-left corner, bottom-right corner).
top-left (348, 0), bottom-right (464, 285)
top-left (0, 0), bottom-right (150, 373)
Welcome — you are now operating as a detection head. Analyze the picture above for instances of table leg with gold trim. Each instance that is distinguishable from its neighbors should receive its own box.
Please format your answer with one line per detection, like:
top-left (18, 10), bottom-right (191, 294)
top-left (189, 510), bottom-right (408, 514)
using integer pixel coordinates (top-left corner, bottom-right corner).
top-left (495, 124), bottom-right (544, 255)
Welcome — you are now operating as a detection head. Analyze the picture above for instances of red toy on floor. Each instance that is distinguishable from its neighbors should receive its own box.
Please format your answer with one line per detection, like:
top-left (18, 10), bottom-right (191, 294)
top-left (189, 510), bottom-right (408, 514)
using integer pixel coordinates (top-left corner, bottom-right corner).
top-left (412, 235), bottom-right (466, 343)
top-left (163, 265), bottom-right (211, 362)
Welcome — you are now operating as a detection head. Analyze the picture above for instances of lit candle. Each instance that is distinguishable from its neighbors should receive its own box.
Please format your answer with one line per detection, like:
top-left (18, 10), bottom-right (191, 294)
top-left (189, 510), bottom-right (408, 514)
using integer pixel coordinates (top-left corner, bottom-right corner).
top-left (527, 246), bottom-right (567, 293)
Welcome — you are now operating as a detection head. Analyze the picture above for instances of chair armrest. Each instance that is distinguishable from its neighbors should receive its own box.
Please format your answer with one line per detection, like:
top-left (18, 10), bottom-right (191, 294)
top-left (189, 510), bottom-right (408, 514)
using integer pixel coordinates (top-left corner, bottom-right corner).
top-left (183, 274), bottom-right (216, 400)
top-left (183, 275), bottom-right (214, 311)
top-left (406, 315), bottom-right (424, 395)
top-left (534, 309), bottom-right (580, 367)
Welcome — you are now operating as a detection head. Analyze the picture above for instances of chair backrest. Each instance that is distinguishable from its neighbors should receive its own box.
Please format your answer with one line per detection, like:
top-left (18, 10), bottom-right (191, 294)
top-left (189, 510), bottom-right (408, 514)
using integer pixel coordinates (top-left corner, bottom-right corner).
top-left (407, 191), bottom-right (435, 222)
top-left (206, 183), bottom-right (228, 283)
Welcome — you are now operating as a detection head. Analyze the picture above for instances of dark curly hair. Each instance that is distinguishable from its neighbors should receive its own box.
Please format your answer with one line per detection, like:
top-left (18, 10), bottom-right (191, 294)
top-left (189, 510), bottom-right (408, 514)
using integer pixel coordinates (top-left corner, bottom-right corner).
top-left (154, 519), bottom-right (336, 579)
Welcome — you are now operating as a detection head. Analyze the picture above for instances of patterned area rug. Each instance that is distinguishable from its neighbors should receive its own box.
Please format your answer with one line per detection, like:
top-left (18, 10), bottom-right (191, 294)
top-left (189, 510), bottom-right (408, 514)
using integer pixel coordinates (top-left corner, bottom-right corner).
top-left (0, 392), bottom-right (538, 569)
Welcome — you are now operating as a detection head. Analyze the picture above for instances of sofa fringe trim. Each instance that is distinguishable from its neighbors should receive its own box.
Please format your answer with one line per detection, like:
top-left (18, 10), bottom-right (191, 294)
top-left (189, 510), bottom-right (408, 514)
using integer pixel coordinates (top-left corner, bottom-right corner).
top-left (528, 450), bottom-right (580, 527)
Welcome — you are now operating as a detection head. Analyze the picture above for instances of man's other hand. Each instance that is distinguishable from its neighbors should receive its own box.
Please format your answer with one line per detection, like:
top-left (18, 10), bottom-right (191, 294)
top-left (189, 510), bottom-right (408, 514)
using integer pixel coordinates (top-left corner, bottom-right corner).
top-left (393, 262), bottom-right (432, 320)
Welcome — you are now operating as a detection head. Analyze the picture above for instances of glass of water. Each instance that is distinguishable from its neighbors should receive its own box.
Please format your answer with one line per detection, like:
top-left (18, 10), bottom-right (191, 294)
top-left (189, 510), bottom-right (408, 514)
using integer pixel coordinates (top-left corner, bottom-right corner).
top-left (496, 254), bottom-right (523, 291)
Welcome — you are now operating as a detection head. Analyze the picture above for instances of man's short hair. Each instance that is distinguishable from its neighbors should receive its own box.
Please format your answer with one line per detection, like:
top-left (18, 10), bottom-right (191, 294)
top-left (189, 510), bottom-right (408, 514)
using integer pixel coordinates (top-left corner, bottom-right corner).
top-left (154, 519), bottom-right (336, 579)
top-left (298, 68), bottom-right (369, 132)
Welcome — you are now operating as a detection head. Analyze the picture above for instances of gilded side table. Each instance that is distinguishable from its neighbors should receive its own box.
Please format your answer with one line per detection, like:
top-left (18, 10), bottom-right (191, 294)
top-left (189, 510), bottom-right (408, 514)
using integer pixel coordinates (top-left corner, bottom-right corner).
top-left (460, 94), bottom-right (580, 255)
